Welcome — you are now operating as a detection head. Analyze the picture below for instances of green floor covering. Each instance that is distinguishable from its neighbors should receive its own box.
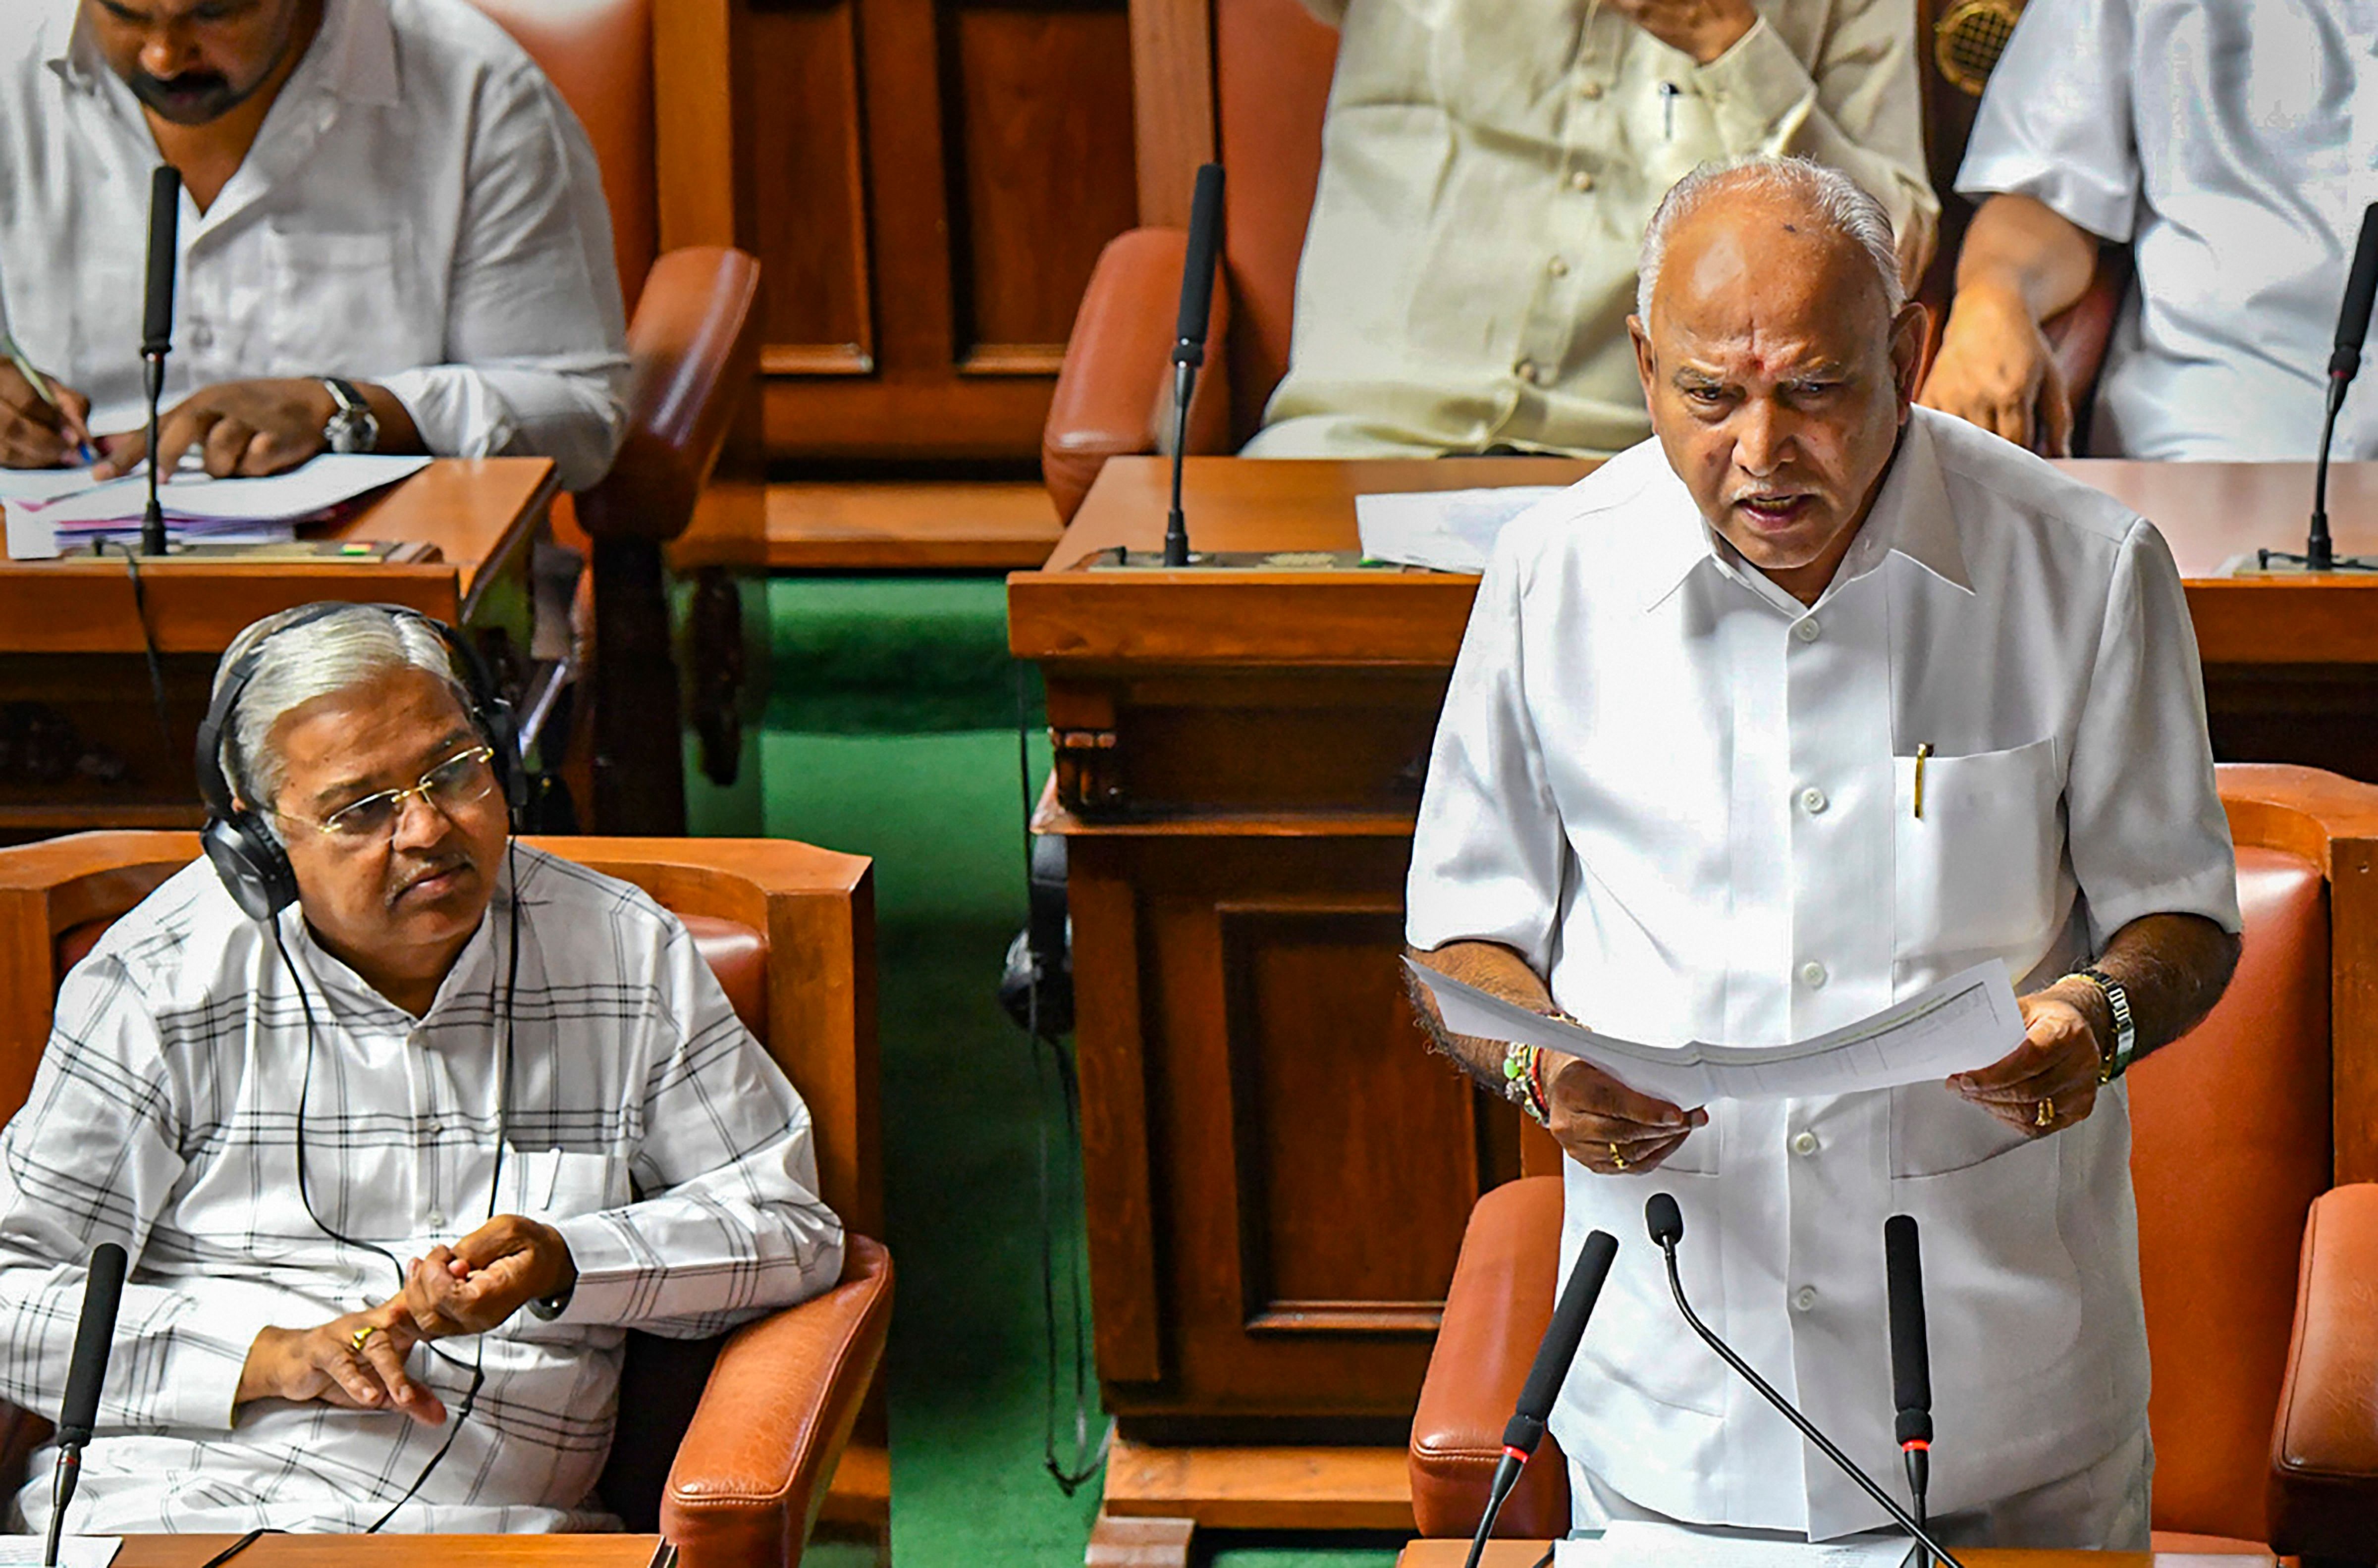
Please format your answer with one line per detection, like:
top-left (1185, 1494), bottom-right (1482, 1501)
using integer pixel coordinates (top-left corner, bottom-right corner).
top-left (756, 577), bottom-right (1402, 1568)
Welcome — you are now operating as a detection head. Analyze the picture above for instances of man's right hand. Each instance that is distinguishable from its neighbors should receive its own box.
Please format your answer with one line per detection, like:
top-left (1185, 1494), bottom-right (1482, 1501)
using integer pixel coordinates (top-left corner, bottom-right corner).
top-left (1542, 1050), bottom-right (1708, 1176)
top-left (236, 1303), bottom-right (447, 1425)
top-left (0, 362), bottom-right (92, 470)
top-left (1918, 282), bottom-right (2075, 457)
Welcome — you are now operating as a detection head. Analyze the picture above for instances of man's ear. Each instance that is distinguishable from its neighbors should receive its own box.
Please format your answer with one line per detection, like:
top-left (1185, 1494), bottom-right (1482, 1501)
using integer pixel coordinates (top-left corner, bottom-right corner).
top-left (1890, 301), bottom-right (1930, 410)
top-left (1628, 314), bottom-right (1657, 401)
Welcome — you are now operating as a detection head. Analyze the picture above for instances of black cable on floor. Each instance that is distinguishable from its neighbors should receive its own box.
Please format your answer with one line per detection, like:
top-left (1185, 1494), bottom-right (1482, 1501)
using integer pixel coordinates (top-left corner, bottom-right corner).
top-left (107, 539), bottom-right (175, 758)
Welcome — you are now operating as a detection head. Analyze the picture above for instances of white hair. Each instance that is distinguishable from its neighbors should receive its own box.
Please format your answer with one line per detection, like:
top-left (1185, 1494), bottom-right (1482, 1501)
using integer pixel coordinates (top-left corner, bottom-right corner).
top-left (212, 604), bottom-right (470, 816)
top-left (1636, 155), bottom-right (1905, 324)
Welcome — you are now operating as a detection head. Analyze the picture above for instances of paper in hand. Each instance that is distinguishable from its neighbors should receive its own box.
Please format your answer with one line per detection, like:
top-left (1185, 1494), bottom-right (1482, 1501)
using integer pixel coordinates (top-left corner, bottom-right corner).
top-left (1404, 958), bottom-right (2023, 1105)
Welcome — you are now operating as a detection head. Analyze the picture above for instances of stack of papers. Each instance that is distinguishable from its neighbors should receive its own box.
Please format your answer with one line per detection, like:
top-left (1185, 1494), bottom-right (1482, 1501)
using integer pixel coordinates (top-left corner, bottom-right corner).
top-left (1404, 959), bottom-right (2022, 1104)
top-left (0, 1537), bottom-right (120, 1566)
top-left (1353, 486), bottom-right (1567, 573)
top-left (2, 454), bottom-right (432, 559)
top-left (1558, 1521), bottom-right (1917, 1566)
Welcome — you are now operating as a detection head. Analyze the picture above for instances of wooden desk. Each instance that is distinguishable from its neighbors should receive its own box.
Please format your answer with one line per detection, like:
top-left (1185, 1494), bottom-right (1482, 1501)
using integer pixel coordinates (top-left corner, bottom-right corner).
top-left (0, 459), bottom-right (557, 838)
top-left (111, 1536), bottom-right (666, 1567)
top-left (1397, 1546), bottom-right (2271, 1568)
top-left (1006, 455), bottom-right (2374, 1566)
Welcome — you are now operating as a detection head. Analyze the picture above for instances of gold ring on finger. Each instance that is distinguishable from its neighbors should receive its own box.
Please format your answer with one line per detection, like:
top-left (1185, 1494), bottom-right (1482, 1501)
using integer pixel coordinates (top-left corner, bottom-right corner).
top-left (1608, 1141), bottom-right (1629, 1172)
top-left (2034, 1097), bottom-right (2054, 1129)
top-left (350, 1324), bottom-right (377, 1353)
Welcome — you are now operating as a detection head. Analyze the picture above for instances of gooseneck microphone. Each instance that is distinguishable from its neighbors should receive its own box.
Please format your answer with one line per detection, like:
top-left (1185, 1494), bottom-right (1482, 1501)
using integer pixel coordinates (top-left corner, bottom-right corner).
top-left (1465, 1228), bottom-right (1619, 1568)
top-left (1885, 1215), bottom-right (1935, 1564)
top-left (1162, 163), bottom-right (1224, 569)
top-left (2262, 201), bottom-right (2378, 574)
top-left (1644, 1195), bottom-right (1967, 1568)
top-left (45, 1242), bottom-right (128, 1568)
top-left (139, 165), bottom-right (181, 559)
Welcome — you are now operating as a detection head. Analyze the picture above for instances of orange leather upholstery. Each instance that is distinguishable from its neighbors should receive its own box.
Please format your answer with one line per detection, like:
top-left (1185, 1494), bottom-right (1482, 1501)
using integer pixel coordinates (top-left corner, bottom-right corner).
top-left (1409, 770), bottom-right (2378, 1555)
top-left (679, 912), bottom-right (769, 1039)
top-left (466, 0), bottom-right (659, 307)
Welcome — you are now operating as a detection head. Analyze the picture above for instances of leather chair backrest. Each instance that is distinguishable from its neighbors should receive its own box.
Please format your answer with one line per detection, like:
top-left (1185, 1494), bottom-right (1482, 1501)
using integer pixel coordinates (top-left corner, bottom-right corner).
top-left (465, 0), bottom-right (661, 310)
top-left (1212, 0), bottom-right (1338, 447)
top-left (2127, 844), bottom-right (2332, 1541)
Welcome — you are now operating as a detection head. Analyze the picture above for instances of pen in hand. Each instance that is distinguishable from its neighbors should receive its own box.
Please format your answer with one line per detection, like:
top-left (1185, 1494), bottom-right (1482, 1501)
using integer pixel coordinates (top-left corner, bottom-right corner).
top-left (0, 331), bottom-right (98, 466)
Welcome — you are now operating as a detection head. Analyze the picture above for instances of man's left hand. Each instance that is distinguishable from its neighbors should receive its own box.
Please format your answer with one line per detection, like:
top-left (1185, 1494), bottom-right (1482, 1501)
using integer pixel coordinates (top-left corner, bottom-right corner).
top-left (1606, 0), bottom-right (1757, 65)
top-left (398, 1214), bottom-right (577, 1339)
top-left (1948, 985), bottom-right (2106, 1137)
top-left (91, 378), bottom-right (339, 480)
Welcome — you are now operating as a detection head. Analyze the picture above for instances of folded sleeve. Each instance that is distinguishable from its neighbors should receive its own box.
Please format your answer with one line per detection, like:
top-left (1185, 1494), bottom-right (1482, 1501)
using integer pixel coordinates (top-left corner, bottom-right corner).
top-left (1405, 541), bottom-right (1567, 973)
top-left (546, 923), bottom-right (844, 1340)
top-left (1692, 0), bottom-right (1940, 280)
top-left (379, 64), bottom-right (630, 492)
top-left (1953, 0), bottom-right (2141, 244)
top-left (0, 957), bottom-right (282, 1434)
top-left (2063, 519), bottom-right (2241, 946)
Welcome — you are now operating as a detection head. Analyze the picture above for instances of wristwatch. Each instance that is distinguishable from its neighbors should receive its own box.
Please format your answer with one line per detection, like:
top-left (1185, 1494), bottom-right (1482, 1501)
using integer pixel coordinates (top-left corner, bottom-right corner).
top-left (320, 376), bottom-right (379, 454)
top-left (2072, 966), bottom-right (2137, 1082)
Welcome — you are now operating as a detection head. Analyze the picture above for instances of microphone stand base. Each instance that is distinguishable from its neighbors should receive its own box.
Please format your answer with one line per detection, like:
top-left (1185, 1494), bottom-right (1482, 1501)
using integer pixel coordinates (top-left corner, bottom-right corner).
top-left (2246, 548), bottom-right (2378, 574)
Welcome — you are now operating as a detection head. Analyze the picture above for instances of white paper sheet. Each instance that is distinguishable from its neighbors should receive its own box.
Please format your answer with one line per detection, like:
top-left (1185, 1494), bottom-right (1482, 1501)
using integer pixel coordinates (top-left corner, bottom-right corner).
top-left (0, 468), bottom-right (110, 504)
top-left (1404, 959), bottom-right (2023, 1105)
top-left (0, 1536), bottom-right (123, 1566)
top-left (3, 454), bottom-right (430, 558)
top-left (1353, 487), bottom-right (1566, 573)
top-left (1557, 1521), bottom-right (1915, 1567)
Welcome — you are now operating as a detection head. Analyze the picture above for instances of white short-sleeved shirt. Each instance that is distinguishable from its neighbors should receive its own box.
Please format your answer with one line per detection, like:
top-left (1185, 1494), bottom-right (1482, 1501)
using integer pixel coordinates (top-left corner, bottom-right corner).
top-left (1406, 406), bottom-right (2239, 1537)
top-left (1956, 0), bottom-right (2378, 460)
top-left (0, 0), bottom-right (630, 490)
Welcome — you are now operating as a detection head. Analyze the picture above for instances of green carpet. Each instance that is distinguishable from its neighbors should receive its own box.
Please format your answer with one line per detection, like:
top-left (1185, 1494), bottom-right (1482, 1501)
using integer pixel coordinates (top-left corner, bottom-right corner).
top-left (756, 575), bottom-right (1401, 1568)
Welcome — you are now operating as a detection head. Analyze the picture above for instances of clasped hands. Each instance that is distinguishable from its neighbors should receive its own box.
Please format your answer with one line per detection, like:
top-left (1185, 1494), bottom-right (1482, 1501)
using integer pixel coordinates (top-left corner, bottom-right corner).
top-left (234, 1215), bottom-right (576, 1424)
top-left (1552, 983), bottom-right (2108, 1176)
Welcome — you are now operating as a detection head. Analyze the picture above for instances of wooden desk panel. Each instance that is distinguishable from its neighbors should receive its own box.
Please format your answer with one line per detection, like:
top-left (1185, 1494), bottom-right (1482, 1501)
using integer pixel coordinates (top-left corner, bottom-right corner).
top-left (0, 460), bottom-right (556, 836)
top-left (112, 1536), bottom-right (665, 1567)
top-left (1397, 1547), bottom-right (2270, 1568)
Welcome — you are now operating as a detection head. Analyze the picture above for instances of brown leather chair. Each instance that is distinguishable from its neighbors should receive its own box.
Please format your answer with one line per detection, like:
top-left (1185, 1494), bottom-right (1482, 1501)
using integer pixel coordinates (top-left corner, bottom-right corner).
top-left (1042, 0), bottom-right (2130, 521)
top-left (1406, 763), bottom-right (2378, 1564)
top-left (470, 0), bottom-right (764, 836)
top-left (0, 833), bottom-right (886, 1568)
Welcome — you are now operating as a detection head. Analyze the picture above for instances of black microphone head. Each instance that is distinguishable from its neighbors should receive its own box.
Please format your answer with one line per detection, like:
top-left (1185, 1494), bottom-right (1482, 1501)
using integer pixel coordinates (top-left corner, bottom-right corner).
top-left (1884, 1214), bottom-right (1932, 1446)
top-left (1645, 1192), bottom-right (1683, 1248)
top-left (1173, 163), bottom-right (1226, 352)
top-left (143, 166), bottom-right (182, 357)
top-left (55, 1242), bottom-right (127, 1449)
top-left (1502, 1228), bottom-right (1618, 1454)
top-left (2331, 202), bottom-right (2378, 382)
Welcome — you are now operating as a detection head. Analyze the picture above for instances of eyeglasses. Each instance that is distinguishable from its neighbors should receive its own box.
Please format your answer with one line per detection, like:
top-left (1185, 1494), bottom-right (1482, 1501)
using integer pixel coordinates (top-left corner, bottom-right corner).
top-left (280, 745), bottom-right (500, 842)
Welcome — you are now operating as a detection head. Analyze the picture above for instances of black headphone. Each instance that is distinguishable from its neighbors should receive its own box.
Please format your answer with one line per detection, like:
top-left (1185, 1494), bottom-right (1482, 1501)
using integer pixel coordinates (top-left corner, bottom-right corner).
top-left (195, 602), bottom-right (525, 922)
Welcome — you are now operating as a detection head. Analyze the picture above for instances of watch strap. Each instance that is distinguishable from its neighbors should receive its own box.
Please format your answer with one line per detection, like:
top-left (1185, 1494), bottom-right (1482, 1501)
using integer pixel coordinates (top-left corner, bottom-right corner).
top-left (320, 376), bottom-right (378, 453)
top-left (2074, 966), bottom-right (2137, 1082)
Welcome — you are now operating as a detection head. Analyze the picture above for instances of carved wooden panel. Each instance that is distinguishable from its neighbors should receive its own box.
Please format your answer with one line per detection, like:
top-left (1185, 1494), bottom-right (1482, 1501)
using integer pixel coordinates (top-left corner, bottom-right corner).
top-left (746, 0), bottom-right (874, 374)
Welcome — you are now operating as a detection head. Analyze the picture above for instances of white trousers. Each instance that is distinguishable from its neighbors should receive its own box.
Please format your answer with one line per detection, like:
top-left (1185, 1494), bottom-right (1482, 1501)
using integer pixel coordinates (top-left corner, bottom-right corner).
top-left (1569, 1425), bottom-right (2153, 1551)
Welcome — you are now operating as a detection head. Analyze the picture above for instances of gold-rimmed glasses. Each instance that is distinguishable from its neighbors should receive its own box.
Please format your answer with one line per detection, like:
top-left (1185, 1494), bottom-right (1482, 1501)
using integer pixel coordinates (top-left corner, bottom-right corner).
top-left (278, 744), bottom-right (500, 842)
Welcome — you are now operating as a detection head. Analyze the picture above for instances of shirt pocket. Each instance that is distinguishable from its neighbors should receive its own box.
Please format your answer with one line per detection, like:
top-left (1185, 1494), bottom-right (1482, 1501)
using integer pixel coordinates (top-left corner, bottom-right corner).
top-left (1892, 738), bottom-right (2063, 977)
top-left (259, 226), bottom-right (415, 371)
top-left (500, 1148), bottom-right (619, 1221)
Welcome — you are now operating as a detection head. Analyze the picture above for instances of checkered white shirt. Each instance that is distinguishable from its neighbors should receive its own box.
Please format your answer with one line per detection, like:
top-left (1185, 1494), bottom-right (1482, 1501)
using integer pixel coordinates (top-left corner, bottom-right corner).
top-left (0, 845), bottom-right (843, 1533)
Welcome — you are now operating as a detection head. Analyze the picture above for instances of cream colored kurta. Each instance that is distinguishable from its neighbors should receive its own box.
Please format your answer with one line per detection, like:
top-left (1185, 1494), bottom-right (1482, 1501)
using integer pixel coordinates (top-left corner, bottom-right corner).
top-left (1248, 0), bottom-right (1938, 458)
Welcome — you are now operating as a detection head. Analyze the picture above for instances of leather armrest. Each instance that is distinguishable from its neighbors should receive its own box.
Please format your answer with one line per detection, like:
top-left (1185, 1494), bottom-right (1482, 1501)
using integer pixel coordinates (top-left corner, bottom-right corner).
top-left (1409, 1175), bottom-right (1571, 1540)
top-left (662, 1235), bottom-right (893, 1568)
top-left (2268, 1183), bottom-right (2378, 1561)
top-left (1041, 227), bottom-right (1233, 525)
top-left (2040, 246), bottom-right (2130, 424)
top-left (577, 245), bottom-right (763, 545)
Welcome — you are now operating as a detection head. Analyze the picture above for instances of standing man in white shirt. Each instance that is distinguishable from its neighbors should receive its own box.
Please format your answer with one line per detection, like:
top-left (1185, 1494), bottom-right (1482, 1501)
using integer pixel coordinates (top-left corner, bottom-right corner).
top-left (1244, 0), bottom-right (1936, 459)
top-left (1920, 0), bottom-right (2378, 458)
top-left (1405, 157), bottom-right (2241, 1546)
top-left (0, 0), bottom-right (629, 490)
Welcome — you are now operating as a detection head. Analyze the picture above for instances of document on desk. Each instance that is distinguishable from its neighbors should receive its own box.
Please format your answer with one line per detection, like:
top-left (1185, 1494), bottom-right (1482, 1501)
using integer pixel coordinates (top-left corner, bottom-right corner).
top-left (1403, 958), bottom-right (2023, 1105)
top-left (1558, 1521), bottom-right (1913, 1567)
top-left (2, 454), bottom-right (432, 558)
top-left (1353, 486), bottom-right (1567, 573)
top-left (0, 1537), bottom-right (121, 1566)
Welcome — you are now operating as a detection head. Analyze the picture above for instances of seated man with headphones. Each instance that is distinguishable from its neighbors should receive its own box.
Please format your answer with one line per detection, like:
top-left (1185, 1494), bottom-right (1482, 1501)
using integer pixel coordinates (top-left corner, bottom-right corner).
top-left (0, 602), bottom-right (843, 1533)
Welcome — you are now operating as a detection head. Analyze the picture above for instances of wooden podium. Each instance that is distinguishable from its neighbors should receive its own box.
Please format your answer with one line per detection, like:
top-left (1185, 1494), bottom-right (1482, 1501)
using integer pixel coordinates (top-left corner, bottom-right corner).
top-left (1006, 455), bottom-right (2378, 1566)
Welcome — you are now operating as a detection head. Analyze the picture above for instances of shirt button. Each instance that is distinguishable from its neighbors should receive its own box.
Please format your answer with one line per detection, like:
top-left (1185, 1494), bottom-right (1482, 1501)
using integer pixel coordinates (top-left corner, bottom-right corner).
top-left (426, 1209), bottom-right (447, 1230)
top-left (1514, 359), bottom-right (1540, 384)
top-left (1799, 961), bottom-right (1828, 989)
top-left (1791, 1130), bottom-right (1820, 1157)
top-left (1794, 1286), bottom-right (1819, 1312)
top-left (1799, 786), bottom-right (1828, 815)
top-left (1569, 169), bottom-right (1596, 193)
top-left (1547, 256), bottom-right (1569, 277)
top-left (1793, 618), bottom-right (1822, 643)
top-left (424, 1120), bottom-right (442, 1138)
top-left (1578, 81), bottom-right (1604, 100)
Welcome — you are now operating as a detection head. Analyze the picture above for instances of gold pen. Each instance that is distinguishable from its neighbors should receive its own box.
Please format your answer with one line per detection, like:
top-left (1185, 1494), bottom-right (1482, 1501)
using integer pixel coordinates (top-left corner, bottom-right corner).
top-left (1913, 742), bottom-right (1932, 820)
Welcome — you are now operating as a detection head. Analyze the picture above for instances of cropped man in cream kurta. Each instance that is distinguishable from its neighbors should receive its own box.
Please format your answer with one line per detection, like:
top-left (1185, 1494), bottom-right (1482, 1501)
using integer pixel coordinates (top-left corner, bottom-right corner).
top-left (1247, 0), bottom-right (1937, 458)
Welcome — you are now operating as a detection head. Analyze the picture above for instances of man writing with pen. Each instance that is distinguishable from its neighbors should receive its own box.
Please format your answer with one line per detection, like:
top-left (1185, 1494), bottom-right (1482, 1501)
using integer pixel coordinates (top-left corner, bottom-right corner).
top-left (1404, 157), bottom-right (2241, 1548)
top-left (0, 0), bottom-right (629, 491)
